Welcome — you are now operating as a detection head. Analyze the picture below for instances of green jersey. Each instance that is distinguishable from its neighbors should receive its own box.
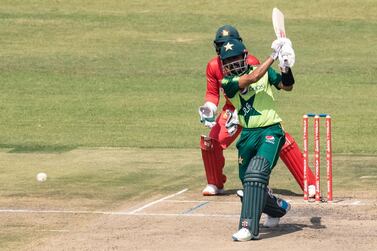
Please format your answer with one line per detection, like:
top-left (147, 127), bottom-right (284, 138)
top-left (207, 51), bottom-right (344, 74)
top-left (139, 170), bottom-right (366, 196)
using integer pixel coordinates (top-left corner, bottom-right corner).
top-left (221, 67), bottom-right (282, 128)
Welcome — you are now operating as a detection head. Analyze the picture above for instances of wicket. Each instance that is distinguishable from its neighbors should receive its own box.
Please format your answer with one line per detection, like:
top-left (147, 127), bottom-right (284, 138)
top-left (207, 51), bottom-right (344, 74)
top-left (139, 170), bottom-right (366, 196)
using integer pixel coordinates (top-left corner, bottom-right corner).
top-left (303, 113), bottom-right (333, 202)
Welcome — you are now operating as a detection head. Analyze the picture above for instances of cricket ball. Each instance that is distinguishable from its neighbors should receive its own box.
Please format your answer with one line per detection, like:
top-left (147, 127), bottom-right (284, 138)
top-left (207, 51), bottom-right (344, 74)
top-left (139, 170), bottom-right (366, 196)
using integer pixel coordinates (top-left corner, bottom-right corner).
top-left (36, 172), bottom-right (47, 182)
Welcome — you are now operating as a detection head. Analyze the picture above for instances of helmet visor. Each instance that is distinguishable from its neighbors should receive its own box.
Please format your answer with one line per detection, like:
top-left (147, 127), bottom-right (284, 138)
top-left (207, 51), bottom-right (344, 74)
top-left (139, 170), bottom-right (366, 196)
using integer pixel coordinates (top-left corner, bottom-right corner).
top-left (222, 55), bottom-right (248, 76)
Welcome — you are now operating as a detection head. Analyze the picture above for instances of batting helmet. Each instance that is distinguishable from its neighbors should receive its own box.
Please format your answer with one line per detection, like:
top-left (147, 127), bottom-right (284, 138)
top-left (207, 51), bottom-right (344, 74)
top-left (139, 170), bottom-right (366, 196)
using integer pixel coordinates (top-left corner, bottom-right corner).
top-left (213, 25), bottom-right (242, 55)
top-left (219, 39), bottom-right (249, 76)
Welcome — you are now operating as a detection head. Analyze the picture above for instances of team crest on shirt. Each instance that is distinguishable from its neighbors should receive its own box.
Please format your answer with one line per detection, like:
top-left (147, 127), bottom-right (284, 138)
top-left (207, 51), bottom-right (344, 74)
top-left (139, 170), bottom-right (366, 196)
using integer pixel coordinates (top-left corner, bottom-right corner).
top-left (265, 135), bottom-right (275, 144)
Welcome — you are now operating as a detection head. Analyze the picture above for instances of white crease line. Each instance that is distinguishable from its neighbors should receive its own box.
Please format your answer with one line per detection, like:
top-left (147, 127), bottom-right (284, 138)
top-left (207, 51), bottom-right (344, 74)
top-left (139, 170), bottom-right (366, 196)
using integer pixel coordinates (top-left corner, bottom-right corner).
top-left (166, 199), bottom-right (371, 206)
top-left (166, 199), bottom-right (238, 204)
top-left (131, 212), bottom-right (239, 218)
top-left (0, 210), bottom-right (235, 218)
top-left (0, 209), bottom-right (109, 214)
top-left (128, 188), bottom-right (188, 214)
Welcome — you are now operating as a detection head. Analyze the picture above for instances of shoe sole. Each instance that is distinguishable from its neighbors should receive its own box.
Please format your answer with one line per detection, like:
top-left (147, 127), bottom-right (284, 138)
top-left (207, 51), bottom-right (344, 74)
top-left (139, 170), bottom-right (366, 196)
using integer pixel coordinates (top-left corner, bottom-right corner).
top-left (232, 235), bottom-right (260, 241)
top-left (202, 190), bottom-right (225, 196)
top-left (202, 192), bottom-right (216, 196)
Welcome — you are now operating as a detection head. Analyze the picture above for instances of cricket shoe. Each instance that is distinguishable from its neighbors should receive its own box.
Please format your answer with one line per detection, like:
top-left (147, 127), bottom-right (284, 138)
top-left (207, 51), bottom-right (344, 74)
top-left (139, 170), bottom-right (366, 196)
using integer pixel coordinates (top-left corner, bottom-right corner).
top-left (232, 228), bottom-right (259, 241)
top-left (236, 189), bottom-right (244, 201)
top-left (202, 184), bottom-right (224, 196)
top-left (308, 185), bottom-right (316, 198)
top-left (263, 199), bottom-right (291, 228)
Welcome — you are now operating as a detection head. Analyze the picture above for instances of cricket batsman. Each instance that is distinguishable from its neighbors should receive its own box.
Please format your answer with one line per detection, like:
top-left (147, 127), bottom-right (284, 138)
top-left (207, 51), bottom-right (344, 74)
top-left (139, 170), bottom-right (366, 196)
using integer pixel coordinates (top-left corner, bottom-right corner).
top-left (199, 25), bottom-right (316, 197)
top-left (219, 37), bottom-right (294, 240)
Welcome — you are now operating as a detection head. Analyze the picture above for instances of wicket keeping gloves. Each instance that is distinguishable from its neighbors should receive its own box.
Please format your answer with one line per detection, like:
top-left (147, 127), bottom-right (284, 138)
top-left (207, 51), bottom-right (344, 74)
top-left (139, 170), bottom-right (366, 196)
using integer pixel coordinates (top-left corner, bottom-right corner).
top-left (278, 38), bottom-right (295, 70)
top-left (225, 109), bottom-right (239, 136)
top-left (199, 101), bottom-right (217, 128)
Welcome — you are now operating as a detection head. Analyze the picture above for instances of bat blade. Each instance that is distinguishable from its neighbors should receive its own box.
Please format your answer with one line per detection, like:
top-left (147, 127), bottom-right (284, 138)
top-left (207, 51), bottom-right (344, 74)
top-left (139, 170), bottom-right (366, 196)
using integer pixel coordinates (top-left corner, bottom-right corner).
top-left (272, 7), bottom-right (286, 38)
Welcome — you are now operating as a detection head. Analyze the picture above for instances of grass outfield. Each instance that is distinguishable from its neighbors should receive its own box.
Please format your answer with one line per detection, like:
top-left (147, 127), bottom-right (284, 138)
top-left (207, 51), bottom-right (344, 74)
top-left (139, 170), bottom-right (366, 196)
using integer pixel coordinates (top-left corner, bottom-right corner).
top-left (0, 1), bottom-right (376, 249)
top-left (0, 0), bottom-right (376, 153)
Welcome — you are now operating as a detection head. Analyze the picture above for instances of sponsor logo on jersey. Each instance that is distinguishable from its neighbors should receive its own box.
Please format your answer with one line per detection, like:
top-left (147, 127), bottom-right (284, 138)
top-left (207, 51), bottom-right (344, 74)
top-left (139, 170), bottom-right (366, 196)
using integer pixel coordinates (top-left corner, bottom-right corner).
top-left (265, 135), bottom-right (275, 144)
top-left (249, 83), bottom-right (264, 92)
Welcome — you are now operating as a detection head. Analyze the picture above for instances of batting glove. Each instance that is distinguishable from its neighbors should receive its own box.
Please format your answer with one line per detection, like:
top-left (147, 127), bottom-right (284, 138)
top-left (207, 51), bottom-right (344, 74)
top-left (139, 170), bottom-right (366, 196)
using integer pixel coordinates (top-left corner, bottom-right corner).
top-left (270, 38), bottom-right (285, 60)
top-left (199, 102), bottom-right (217, 128)
top-left (278, 39), bottom-right (295, 71)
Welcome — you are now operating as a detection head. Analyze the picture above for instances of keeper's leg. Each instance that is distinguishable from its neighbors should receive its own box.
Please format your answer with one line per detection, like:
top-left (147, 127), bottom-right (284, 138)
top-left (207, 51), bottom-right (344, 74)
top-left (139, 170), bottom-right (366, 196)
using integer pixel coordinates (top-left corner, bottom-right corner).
top-left (201, 110), bottom-right (241, 195)
top-left (280, 132), bottom-right (316, 196)
top-left (200, 135), bottom-right (226, 194)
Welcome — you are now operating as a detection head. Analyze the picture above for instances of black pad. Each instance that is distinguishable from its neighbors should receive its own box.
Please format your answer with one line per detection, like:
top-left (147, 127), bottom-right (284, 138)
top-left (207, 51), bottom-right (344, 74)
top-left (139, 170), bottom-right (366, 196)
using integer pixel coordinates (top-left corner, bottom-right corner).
top-left (264, 190), bottom-right (288, 218)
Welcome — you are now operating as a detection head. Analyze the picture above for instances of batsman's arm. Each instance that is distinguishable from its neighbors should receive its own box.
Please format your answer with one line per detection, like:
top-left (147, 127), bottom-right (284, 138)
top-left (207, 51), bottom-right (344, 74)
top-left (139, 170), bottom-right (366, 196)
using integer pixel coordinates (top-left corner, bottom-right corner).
top-left (268, 67), bottom-right (294, 91)
top-left (238, 56), bottom-right (275, 89)
top-left (238, 38), bottom-right (284, 89)
top-left (278, 68), bottom-right (294, 91)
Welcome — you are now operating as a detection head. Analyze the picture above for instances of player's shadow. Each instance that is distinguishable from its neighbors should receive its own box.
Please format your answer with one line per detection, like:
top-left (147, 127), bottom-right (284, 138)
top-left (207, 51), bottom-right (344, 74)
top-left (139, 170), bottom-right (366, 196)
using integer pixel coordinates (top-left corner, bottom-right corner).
top-left (260, 216), bottom-right (326, 239)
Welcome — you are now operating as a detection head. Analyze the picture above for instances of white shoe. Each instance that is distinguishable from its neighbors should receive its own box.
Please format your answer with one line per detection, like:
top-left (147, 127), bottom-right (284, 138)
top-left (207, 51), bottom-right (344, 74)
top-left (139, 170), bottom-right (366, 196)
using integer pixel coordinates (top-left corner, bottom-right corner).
top-left (263, 216), bottom-right (280, 228)
top-left (236, 189), bottom-right (243, 198)
top-left (308, 185), bottom-right (316, 198)
top-left (202, 184), bottom-right (224, 196)
top-left (232, 228), bottom-right (259, 241)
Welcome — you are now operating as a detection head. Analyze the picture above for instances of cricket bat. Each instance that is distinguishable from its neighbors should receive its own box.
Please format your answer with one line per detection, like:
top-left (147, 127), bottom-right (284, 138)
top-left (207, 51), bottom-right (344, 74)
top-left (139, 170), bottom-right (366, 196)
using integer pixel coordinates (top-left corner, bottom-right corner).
top-left (272, 7), bottom-right (286, 38)
top-left (272, 7), bottom-right (290, 71)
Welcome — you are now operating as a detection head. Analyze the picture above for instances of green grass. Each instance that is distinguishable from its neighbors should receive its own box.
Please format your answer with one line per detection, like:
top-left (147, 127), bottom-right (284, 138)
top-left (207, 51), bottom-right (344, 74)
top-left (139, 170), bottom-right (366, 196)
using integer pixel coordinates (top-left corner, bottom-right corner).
top-left (0, 1), bottom-right (376, 249)
top-left (0, 0), bottom-right (376, 153)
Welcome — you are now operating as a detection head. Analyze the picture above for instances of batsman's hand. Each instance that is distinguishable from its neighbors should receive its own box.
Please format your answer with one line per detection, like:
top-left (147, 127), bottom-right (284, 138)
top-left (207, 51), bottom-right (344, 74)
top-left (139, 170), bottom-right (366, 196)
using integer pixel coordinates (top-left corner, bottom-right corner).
top-left (225, 109), bottom-right (239, 136)
top-left (271, 38), bottom-right (285, 60)
top-left (199, 102), bottom-right (217, 128)
top-left (278, 38), bottom-right (295, 71)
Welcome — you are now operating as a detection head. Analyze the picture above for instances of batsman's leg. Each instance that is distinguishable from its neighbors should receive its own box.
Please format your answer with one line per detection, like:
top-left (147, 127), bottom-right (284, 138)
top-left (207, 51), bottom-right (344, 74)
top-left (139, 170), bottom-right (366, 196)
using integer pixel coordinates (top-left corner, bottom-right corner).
top-left (233, 156), bottom-right (270, 241)
top-left (236, 187), bottom-right (291, 227)
top-left (280, 132), bottom-right (316, 197)
top-left (263, 188), bottom-right (291, 228)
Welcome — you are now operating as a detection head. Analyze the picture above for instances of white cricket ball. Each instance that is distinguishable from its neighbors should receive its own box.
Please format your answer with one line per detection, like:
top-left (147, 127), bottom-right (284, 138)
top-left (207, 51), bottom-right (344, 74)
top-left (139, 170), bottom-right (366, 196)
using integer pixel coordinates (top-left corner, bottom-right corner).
top-left (36, 172), bottom-right (47, 182)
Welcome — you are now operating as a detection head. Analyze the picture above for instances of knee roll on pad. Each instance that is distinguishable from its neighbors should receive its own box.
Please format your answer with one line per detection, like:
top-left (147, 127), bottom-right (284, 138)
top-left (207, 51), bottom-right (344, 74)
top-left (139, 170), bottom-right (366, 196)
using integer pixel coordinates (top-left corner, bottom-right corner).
top-left (243, 156), bottom-right (271, 184)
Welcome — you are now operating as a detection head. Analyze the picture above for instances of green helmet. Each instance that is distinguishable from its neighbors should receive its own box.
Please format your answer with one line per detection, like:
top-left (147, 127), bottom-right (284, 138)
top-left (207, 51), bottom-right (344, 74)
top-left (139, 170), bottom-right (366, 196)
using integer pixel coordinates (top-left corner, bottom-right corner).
top-left (219, 38), bottom-right (249, 76)
top-left (213, 25), bottom-right (242, 55)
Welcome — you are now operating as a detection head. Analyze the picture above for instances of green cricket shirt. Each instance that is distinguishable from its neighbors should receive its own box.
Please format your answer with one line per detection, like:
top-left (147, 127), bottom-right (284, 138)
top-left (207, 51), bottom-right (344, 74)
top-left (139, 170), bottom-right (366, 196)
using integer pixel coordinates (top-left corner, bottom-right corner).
top-left (221, 67), bottom-right (282, 128)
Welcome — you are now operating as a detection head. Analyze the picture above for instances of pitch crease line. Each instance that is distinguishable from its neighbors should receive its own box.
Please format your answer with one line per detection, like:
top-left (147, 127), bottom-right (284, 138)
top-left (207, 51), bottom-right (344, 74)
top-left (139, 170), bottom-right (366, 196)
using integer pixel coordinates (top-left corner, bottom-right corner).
top-left (128, 188), bottom-right (188, 214)
top-left (182, 201), bottom-right (209, 214)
